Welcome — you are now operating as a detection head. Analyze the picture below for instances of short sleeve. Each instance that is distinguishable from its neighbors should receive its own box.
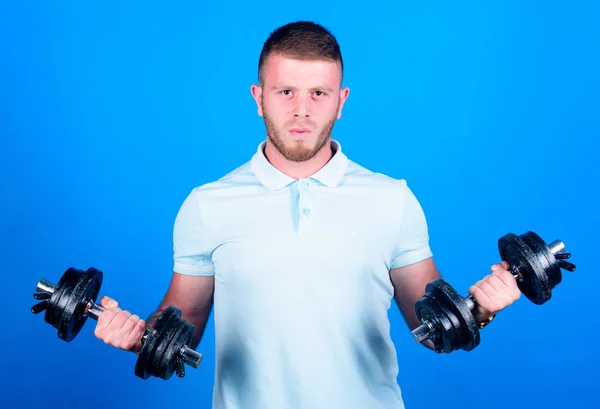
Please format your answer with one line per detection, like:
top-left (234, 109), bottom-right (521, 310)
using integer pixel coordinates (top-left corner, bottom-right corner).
top-left (390, 182), bottom-right (433, 269)
top-left (172, 189), bottom-right (216, 276)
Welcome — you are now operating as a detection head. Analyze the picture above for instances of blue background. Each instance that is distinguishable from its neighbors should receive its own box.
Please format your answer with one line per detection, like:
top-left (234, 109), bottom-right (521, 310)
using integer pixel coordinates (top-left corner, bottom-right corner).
top-left (2, 1), bottom-right (598, 408)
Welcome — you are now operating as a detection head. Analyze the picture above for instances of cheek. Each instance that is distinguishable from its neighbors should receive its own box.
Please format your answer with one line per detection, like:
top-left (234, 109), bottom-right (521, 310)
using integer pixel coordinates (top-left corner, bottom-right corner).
top-left (318, 101), bottom-right (340, 119)
top-left (264, 98), bottom-right (291, 117)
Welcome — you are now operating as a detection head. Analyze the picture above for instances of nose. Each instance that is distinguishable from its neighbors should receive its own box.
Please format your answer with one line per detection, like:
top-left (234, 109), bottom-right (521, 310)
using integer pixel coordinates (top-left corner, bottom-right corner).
top-left (293, 94), bottom-right (310, 118)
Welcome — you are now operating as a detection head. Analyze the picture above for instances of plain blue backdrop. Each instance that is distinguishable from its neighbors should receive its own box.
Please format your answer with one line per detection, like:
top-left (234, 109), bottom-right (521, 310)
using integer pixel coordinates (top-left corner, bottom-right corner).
top-left (2, 1), bottom-right (599, 408)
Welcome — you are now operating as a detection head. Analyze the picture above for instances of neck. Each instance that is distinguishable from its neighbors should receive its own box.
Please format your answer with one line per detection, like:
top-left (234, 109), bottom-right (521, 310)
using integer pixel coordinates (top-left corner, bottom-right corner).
top-left (263, 139), bottom-right (334, 180)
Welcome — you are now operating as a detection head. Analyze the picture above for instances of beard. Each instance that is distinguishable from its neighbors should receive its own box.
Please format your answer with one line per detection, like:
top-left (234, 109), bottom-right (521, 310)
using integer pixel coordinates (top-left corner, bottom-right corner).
top-left (262, 103), bottom-right (338, 163)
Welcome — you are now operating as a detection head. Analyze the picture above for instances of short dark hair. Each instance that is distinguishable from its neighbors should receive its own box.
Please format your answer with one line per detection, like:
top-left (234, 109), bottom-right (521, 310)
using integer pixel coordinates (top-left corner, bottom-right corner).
top-left (258, 21), bottom-right (344, 86)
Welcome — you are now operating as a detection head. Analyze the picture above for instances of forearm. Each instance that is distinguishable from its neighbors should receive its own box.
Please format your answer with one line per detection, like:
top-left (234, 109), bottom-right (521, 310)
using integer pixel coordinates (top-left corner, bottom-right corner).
top-left (186, 304), bottom-right (213, 349)
top-left (145, 303), bottom-right (212, 350)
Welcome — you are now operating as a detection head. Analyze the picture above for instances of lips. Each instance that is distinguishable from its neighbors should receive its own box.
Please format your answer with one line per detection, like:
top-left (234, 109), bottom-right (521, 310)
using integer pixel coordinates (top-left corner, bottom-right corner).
top-left (290, 127), bottom-right (311, 133)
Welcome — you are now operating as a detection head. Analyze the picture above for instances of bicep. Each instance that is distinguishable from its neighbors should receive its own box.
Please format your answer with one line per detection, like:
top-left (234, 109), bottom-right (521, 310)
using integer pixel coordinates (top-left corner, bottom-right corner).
top-left (390, 257), bottom-right (441, 330)
top-left (158, 272), bottom-right (215, 316)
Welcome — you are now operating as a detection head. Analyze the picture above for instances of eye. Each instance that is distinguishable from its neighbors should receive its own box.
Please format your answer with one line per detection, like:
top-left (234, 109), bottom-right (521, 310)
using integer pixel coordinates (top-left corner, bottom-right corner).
top-left (280, 90), bottom-right (292, 96)
top-left (314, 90), bottom-right (324, 96)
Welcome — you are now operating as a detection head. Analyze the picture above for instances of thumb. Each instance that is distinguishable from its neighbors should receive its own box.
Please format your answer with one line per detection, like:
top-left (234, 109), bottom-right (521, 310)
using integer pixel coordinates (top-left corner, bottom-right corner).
top-left (99, 296), bottom-right (119, 308)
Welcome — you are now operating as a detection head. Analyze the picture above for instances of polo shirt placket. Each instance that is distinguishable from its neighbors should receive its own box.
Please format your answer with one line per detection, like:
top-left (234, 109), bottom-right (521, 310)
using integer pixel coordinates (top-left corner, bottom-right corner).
top-left (296, 178), bottom-right (313, 234)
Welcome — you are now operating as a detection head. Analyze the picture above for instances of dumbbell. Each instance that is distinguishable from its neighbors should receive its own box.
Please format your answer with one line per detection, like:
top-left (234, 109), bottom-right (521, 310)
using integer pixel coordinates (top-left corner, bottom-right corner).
top-left (31, 266), bottom-right (202, 380)
top-left (411, 231), bottom-right (576, 354)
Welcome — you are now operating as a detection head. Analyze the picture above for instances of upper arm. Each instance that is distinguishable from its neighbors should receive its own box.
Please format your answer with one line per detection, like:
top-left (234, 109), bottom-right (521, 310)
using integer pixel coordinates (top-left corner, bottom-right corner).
top-left (390, 258), bottom-right (441, 330)
top-left (169, 187), bottom-right (216, 311)
top-left (162, 188), bottom-right (217, 346)
top-left (158, 272), bottom-right (215, 316)
top-left (388, 180), bottom-right (438, 330)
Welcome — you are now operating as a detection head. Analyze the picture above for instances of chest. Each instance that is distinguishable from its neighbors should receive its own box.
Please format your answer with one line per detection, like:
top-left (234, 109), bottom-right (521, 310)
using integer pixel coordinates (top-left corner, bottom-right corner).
top-left (206, 186), bottom-right (399, 297)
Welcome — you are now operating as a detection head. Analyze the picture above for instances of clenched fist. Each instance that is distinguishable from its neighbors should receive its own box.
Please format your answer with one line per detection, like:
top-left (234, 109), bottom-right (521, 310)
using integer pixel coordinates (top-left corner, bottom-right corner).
top-left (93, 296), bottom-right (147, 353)
top-left (468, 261), bottom-right (521, 324)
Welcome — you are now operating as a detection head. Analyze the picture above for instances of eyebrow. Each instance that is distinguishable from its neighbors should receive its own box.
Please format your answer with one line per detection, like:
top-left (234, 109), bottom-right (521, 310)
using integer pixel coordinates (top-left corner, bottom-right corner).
top-left (270, 85), bottom-right (336, 93)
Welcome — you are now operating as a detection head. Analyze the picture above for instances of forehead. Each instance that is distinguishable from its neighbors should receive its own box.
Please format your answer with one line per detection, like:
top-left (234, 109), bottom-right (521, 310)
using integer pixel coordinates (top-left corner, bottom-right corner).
top-left (262, 53), bottom-right (341, 87)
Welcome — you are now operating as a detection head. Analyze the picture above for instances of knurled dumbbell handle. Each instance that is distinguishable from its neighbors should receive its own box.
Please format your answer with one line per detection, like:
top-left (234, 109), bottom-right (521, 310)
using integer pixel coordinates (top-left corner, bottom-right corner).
top-left (85, 302), bottom-right (105, 320)
top-left (35, 278), bottom-right (203, 368)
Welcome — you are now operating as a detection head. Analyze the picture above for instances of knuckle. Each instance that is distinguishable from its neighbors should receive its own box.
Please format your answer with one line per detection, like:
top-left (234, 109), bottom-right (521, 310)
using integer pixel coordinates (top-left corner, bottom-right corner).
top-left (493, 275), bottom-right (505, 286)
top-left (98, 309), bottom-right (114, 323)
top-left (468, 285), bottom-right (480, 297)
top-left (124, 339), bottom-right (137, 350)
top-left (112, 311), bottom-right (131, 326)
top-left (118, 310), bottom-right (132, 320)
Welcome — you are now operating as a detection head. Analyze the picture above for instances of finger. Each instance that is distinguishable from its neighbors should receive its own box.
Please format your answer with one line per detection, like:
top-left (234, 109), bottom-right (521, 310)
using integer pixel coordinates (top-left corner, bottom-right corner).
top-left (111, 314), bottom-right (141, 349)
top-left (102, 311), bottom-right (133, 344)
top-left (127, 319), bottom-right (147, 352)
top-left (491, 261), bottom-right (510, 272)
top-left (468, 285), bottom-right (496, 319)
top-left (468, 282), bottom-right (493, 306)
top-left (95, 307), bottom-right (120, 333)
top-left (493, 269), bottom-right (521, 300)
top-left (470, 280), bottom-right (507, 314)
top-left (486, 276), bottom-right (518, 305)
top-left (106, 311), bottom-right (132, 334)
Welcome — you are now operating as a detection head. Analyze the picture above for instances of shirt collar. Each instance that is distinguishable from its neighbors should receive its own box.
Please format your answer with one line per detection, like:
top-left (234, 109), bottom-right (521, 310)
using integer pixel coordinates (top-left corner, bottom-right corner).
top-left (251, 139), bottom-right (349, 190)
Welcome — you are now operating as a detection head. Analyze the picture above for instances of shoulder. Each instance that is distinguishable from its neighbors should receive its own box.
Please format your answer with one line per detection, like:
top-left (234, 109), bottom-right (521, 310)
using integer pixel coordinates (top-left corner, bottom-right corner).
top-left (187, 160), bottom-right (260, 198)
top-left (342, 159), bottom-right (411, 199)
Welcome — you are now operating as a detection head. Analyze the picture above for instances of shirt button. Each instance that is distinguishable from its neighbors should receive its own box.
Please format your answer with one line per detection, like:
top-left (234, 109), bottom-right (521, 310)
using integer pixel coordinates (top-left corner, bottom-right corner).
top-left (302, 180), bottom-right (309, 187)
top-left (303, 208), bottom-right (310, 215)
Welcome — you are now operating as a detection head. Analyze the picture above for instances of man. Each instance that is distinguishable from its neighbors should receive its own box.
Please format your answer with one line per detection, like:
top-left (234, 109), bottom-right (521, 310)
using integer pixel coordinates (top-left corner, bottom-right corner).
top-left (95, 21), bottom-right (521, 409)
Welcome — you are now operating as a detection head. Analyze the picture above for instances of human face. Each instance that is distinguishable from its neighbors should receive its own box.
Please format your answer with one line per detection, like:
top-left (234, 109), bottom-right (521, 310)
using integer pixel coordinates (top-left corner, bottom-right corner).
top-left (251, 53), bottom-right (350, 162)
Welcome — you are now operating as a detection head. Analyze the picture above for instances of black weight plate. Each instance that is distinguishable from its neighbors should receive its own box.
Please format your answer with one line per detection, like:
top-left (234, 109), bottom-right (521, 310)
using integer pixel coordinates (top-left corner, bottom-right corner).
top-left (521, 231), bottom-right (562, 290)
top-left (45, 268), bottom-right (83, 340)
top-left (416, 292), bottom-right (458, 354)
top-left (415, 296), bottom-right (440, 340)
top-left (174, 323), bottom-right (195, 378)
top-left (498, 233), bottom-right (550, 305)
top-left (415, 295), bottom-right (441, 339)
top-left (149, 310), bottom-right (184, 379)
top-left (429, 302), bottom-right (456, 354)
top-left (427, 279), bottom-right (480, 352)
top-left (435, 295), bottom-right (465, 353)
top-left (135, 306), bottom-right (179, 380)
top-left (136, 307), bottom-right (179, 379)
top-left (59, 267), bottom-right (103, 342)
top-left (44, 267), bottom-right (76, 329)
top-left (425, 282), bottom-right (474, 353)
top-left (157, 320), bottom-right (193, 380)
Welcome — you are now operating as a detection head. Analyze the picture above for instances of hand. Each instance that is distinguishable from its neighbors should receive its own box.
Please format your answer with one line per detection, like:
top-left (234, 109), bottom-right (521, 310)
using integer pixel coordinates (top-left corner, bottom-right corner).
top-left (468, 261), bottom-right (521, 323)
top-left (94, 296), bottom-right (146, 353)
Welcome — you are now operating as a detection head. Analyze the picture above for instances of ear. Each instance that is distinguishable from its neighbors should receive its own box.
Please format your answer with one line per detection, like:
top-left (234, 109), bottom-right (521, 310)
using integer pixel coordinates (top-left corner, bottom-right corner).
top-left (250, 84), bottom-right (263, 116)
top-left (336, 87), bottom-right (350, 119)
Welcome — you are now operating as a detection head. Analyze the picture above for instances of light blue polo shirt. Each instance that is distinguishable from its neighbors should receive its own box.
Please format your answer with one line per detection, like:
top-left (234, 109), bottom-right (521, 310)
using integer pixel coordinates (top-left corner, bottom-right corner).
top-left (173, 139), bottom-right (433, 409)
